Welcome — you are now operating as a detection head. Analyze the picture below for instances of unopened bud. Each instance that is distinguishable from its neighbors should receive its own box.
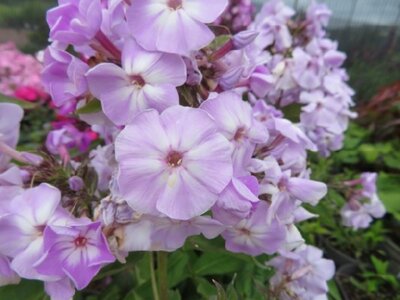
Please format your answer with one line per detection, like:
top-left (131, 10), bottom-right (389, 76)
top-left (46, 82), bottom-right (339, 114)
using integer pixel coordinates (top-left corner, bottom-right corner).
top-left (232, 30), bottom-right (259, 50)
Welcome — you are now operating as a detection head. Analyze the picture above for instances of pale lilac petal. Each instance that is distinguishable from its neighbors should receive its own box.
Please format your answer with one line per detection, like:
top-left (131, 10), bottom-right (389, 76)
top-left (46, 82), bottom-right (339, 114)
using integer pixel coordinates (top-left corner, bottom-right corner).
top-left (122, 39), bottom-right (163, 75)
top-left (156, 169), bottom-right (220, 220)
top-left (10, 184), bottom-right (61, 226)
top-left (128, 1), bottom-right (170, 51)
top-left (160, 106), bottom-right (218, 150)
top-left (142, 53), bottom-right (186, 86)
top-left (11, 238), bottom-right (51, 280)
top-left (287, 178), bottom-right (327, 205)
top-left (45, 278), bottom-right (76, 300)
top-left (156, 10), bottom-right (214, 55)
top-left (142, 84), bottom-right (179, 112)
top-left (0, 214), bottom-right (37, 257)
top-left (183, 0), bottom-right (228, 23)
top-left (64, 262), bottom-right (101, 290)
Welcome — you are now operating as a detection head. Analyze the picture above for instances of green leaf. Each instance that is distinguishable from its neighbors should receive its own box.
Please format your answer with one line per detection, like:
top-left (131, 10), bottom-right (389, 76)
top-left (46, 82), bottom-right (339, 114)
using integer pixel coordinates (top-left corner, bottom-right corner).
top-left (167, 251), bottom-right (190, 287)
top-left (226, 274), bottom-right (239, 300)
top-left (193, 252), bottom-right (244, 276)
top-left (359, 144), bottom-right (379, 163)
top-left (196, 277), bottom-right (217, 298)
top-left (377, 173), bottom-right (400, 214)
top-left (209, 34), bottom-right (231, 50)
top-left (371, 255), bottom-right (388, 275)
top-left (76, 99), bottom-right (102, 114)
top-left (327, 280), bottom-right (341, 300)
top-left (0, 93), bottom-right (37, 109)
top-left (0, 280), bottom-right (46, 300)
top-left (281, 103), bottom-right (302, 123)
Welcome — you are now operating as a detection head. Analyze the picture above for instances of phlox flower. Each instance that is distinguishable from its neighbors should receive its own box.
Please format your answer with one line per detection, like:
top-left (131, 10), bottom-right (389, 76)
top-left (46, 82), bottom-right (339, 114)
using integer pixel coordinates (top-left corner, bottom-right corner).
top-left (115, 106), bottom-right (233, 220)
top-left (47, 0), bottom-right (102, 46)
top-left (35, 222), bottom-right (115, 290)
top-left (201, 92), bottom-right (268, 175)
top-left (0, 184), bottom-right (69, 280)
top-left (220, 201), bottom-right (286, 256)
top-left (42, 46), bottom-right (89, 107)
top-left (127, 0), bottom-right (228, 55)
top-left (268, 245), bottom-right (335, 300)
top-left (86, 39), bottom-right (186, 125)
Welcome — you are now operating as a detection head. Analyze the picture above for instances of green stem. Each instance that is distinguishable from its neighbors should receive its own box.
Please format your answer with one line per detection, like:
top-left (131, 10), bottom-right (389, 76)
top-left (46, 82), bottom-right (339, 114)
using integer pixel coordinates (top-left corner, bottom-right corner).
top-left (149, 253), bottom-right (160, 300)
top-left (157, 251), bottom-right (169, 300)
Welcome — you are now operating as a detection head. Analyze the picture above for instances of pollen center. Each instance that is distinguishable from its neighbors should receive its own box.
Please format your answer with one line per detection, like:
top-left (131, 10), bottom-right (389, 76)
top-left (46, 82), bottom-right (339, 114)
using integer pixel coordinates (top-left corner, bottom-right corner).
top-left (166, 150), bottom-right (183, 167)
top-left (233, 127), bottom-right (247, 142)
top-left (130, 75), bottom-right (145, 88)
top-left (74, 236), bottom-right (88, 248)
top-left (167, 0), bottom-right (182, 10)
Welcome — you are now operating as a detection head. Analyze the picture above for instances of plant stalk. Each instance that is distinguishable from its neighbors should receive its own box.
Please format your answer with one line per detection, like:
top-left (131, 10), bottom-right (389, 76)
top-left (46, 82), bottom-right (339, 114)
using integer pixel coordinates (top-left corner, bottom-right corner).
top-left (149, 252), bottom-right (160, 300)
top-left (157, 251), bottom-right (169, 300)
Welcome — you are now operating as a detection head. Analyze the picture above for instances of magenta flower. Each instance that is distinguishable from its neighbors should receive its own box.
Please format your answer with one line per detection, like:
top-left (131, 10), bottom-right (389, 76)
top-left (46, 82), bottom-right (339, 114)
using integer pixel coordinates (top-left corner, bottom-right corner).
top-left (127, 0), bottom-right (228, 55)
top-left (86, 39), bottom-right (186, 125)
top-left (35, 222), bottom-right (115, 290)
top-left (42, 46), bottom-right (89, 107)
top-left (47, 0), bottom-right (102, 46)
top-left (201, 92), bottom-right (268, 175)
top-left (0, 103), bottom-right (24, 171)
top-left (115, 106), bottom-right (233, 220)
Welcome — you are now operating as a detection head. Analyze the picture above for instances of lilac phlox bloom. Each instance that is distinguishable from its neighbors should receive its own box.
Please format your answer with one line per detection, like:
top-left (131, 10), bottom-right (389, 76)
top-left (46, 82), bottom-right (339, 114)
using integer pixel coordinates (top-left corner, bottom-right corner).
top-left (47, 0), bottom-right (103, 46)
top-left (86, 39), bottom-right (186, 125)
top-left (291, 48), bottom-right (323, 90)
top-left (42, 46), bottom-right (89, 107)
top-left (35, 221), bottom-right (115, 290)
top-left (341, 172), bottom-right (385, 229)
top-left (100, 0), bottom-right (130, 50)
top-left (115, 106), bottom-right (233, 220)
top-left (306, 2), bottom-right (332, 38)
top-left (252, 0), bottom-right (294, 51)
top-left (0, 103), bottom-right (24, 171)
top-left (117, 214), bottom-right (224, 252)
top-left (201, 92), bottom-right (268, 176)
top-left (268, 245), bottom-right (335, 300)
top-left (0, 184), bottom-right (70, 280)
top-left (127, 0), bottom-right (228, 55)
top-left (212, 176), bottom-right (260, 225)
top-left (220, 201), bottom-right (286, 256)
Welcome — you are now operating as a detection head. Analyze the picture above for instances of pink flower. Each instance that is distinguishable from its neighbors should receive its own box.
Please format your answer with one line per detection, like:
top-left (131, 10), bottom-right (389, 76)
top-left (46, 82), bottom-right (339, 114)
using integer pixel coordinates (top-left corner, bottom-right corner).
top-left (115, 106), bottom-right (233, 220)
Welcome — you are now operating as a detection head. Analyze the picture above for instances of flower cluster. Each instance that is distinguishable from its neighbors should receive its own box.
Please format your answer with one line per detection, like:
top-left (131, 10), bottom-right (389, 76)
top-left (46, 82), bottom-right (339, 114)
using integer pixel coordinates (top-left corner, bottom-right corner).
top-left (341, 172), bottom-right (385, 229)
top-left (215, 0), bottom-right (255, 33)
top-left (0, 0), bottom-right (371, 299)
top-left (247, 1), bottom-right (356, 156)
top-left (268, 245), bottom-right (335, 299)
top-left (0, 42), bottom-right (46, 101)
